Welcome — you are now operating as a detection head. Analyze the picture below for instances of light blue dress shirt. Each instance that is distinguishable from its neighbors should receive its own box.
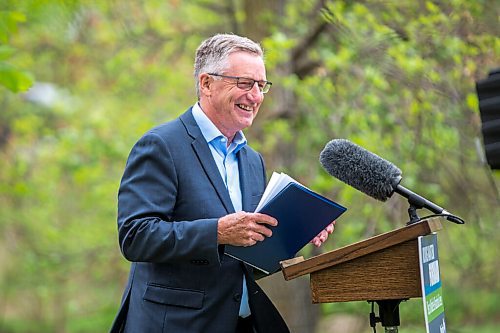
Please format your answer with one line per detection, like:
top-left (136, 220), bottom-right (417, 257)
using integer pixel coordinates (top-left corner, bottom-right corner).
top-left (192, 103), bottom-right (251, 318)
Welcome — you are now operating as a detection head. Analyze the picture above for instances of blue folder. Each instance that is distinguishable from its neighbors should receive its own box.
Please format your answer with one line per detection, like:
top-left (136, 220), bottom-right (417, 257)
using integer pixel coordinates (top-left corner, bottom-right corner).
top-left (225, 182), bottom-right (347, 274)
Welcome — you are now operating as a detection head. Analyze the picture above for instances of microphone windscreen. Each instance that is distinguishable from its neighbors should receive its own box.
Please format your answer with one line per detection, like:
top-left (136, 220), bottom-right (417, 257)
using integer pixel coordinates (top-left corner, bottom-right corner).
top-left (319, 139), bottom-right (402, 201)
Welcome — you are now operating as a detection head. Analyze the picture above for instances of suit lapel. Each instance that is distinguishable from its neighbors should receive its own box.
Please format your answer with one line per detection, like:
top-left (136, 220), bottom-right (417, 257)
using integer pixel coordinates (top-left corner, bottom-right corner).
top-left (180, 109), bottom-right (235, 214)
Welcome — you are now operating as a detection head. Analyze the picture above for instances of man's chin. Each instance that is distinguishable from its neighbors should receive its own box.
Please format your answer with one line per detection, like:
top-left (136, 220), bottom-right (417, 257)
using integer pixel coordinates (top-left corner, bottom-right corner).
top-left (240, 118), bottom-right (254, 129)
top-left (234, 113), bottom-right (254, 128)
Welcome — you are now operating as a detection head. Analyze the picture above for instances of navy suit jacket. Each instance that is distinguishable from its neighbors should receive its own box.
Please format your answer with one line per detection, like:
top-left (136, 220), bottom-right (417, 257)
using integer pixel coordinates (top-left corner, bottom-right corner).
top-left (110, 109), bottom-right (289, 333)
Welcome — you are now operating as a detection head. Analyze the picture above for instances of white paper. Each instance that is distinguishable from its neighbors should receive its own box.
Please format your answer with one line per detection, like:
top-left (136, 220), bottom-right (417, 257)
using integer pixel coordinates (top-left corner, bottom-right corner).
top-left (255, 172), bottom-right (301, 212)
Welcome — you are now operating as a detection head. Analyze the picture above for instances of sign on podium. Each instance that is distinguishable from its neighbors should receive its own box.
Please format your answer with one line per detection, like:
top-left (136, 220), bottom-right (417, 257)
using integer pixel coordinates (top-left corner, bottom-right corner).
top-left (418, 233), bottom-right (446, 333)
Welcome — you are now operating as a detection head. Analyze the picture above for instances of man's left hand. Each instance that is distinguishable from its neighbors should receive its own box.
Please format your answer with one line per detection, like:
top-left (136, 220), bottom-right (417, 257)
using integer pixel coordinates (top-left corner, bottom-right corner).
top-left (310, 221), bottom-right (335, 247)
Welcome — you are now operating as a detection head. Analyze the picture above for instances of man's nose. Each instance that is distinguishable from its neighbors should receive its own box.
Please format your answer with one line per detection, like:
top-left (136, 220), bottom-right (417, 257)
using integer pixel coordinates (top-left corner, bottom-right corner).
top-left (247, 82), bottom-right (264, 102)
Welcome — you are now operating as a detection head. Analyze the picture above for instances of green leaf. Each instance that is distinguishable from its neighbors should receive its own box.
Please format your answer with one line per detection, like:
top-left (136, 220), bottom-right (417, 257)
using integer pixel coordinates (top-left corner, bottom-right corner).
top-left (0, 62), bottom-right (34, 92)
top-left (0, 45), bottom-right (16, 60)
top-left (0, 11), bottom-right (26, 43)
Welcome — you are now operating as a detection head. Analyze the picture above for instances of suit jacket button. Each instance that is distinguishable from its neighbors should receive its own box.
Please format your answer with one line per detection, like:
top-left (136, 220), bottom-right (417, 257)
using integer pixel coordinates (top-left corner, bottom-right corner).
top-left (233, 293), bottom-right (241, 302)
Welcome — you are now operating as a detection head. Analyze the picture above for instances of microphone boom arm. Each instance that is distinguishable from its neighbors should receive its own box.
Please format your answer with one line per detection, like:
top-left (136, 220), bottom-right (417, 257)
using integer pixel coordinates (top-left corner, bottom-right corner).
top-left (394, 184), bottom-right (464, 224)
top-left (395, 184), bottom-right (446, 214)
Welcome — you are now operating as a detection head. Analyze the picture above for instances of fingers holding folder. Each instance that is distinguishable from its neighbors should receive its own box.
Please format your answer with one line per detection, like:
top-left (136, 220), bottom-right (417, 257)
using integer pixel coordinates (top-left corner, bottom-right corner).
top-left (217, 211), bottom-right (278, 247)
top-left (310, 220), bottom-right (336, 247)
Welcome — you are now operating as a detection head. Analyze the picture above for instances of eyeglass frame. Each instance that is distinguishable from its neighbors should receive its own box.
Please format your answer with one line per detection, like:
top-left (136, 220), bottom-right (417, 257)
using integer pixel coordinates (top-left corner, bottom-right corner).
top-left (207, 73), bottom-right (272, 94)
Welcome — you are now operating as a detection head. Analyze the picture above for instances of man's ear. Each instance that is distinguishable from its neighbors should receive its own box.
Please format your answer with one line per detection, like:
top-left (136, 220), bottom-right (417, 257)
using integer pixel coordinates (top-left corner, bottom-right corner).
top-left (199, 73), bottom-right (212, 97)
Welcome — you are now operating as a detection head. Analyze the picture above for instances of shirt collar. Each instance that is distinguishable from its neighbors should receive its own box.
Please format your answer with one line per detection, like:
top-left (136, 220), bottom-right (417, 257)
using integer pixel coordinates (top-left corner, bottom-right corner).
top-left (192, 103), bottom-right (247, 153)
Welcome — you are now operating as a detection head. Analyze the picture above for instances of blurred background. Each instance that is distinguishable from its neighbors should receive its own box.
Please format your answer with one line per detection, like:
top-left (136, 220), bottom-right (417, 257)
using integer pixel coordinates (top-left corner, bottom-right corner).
top-left (0, 1), bottom-right (499, 332)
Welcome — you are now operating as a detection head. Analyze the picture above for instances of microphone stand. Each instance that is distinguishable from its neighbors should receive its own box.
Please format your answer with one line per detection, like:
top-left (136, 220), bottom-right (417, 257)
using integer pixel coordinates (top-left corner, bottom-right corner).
top-left (369, 299), bottom-right (405, 333)
top-left (395, 184), bottom-right (444, 224)
top-left (394, 184), bottom-right (464, 225)
top-left (407, 203), bottom-right (421, 225)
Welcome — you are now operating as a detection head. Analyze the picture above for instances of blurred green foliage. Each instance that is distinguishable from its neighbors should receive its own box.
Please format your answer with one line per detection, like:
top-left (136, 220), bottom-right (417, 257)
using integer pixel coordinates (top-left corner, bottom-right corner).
top-left (0, 10), bottom-right (33, 92)
top-left (0, 0), bottom-right (499, 332)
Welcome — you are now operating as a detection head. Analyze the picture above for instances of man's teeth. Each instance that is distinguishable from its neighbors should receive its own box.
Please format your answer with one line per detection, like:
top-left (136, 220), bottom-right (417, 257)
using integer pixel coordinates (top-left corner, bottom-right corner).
top-left (237, 104), bottom-right (253, 111)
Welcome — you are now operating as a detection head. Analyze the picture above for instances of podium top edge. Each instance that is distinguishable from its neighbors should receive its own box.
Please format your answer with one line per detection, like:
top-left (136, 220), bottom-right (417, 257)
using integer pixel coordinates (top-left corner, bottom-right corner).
top-left (281, 217), bottom-right (443, 281)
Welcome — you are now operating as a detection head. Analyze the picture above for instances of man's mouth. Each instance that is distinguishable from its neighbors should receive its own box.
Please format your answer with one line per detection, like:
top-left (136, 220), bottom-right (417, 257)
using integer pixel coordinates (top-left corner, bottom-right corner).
top-left (237, 104), bottom-right (254, 112)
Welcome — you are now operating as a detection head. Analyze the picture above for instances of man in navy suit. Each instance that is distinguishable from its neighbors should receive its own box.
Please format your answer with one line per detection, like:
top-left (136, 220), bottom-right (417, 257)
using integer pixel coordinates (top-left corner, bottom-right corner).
top-left (110, 33), bottom-right (334, 333)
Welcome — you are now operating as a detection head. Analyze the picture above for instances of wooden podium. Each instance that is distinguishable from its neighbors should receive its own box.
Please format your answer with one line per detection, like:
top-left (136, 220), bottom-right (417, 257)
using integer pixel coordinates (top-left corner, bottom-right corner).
top-left (280, 218), bottom-right (443, 331)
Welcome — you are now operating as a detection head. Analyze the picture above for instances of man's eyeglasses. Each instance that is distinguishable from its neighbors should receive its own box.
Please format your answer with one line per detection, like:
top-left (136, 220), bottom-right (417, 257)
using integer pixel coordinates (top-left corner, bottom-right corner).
top-left (208, 73), bottom-right (272, 94)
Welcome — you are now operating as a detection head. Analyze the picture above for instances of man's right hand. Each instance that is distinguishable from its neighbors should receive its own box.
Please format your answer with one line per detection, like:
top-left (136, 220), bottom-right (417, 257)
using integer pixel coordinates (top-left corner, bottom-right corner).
top-left (217, 211), bottom-right (277, 247)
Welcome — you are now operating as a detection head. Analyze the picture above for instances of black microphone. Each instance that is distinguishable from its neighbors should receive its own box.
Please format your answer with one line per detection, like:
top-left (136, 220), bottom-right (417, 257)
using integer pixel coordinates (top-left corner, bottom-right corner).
top-left (319, 139), bottom-right (464, 224)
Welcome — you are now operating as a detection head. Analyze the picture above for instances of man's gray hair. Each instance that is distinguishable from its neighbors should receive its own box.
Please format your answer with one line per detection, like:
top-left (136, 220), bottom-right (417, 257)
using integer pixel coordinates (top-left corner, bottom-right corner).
top-left (194, 33), bottom-right (264, 98)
